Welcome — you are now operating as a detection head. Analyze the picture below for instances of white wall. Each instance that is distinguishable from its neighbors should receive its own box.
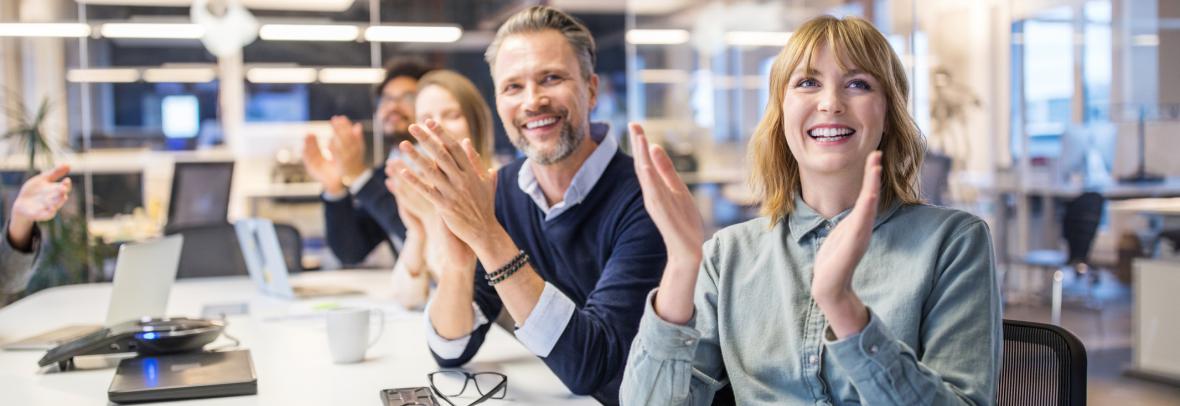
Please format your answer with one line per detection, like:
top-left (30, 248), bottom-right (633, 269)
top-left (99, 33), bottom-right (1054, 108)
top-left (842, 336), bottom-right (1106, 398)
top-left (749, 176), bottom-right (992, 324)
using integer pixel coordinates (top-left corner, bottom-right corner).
top-left (17, 0), bottom-right (70, 154)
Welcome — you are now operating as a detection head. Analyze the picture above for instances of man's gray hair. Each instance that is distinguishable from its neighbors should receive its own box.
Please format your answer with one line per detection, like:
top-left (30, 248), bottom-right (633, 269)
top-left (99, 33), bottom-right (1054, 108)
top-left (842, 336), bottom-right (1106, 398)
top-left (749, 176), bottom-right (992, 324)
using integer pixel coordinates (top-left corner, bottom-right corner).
top-left (484, 6), bottom-right (596, 80)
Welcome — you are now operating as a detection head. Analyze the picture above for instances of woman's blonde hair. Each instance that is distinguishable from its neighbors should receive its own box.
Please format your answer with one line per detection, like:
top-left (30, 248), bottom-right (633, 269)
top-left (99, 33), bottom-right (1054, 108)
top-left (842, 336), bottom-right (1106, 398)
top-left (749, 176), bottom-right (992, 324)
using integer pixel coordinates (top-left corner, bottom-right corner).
top-left (749, 15), bottom-right (924, 224)
top-left (417, 70), bottom-right (496, 167)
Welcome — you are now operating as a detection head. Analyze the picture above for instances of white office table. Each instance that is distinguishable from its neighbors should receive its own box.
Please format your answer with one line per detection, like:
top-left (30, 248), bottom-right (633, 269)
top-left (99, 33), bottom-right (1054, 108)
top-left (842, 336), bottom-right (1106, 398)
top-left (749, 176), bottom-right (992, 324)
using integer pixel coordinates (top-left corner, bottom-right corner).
top-left (0, 271), bottom-right (596, 405)
top-left (1110, 197), bottom-right (1180, 216)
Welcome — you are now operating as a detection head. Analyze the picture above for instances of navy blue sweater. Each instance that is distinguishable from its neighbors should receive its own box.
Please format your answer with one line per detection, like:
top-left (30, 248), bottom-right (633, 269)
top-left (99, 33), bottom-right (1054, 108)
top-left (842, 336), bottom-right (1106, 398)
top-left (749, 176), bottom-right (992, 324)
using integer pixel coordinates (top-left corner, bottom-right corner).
top-left (431, 151), bottom-right (667, 405)
top-left (322, 165), bottom-right (406, 264)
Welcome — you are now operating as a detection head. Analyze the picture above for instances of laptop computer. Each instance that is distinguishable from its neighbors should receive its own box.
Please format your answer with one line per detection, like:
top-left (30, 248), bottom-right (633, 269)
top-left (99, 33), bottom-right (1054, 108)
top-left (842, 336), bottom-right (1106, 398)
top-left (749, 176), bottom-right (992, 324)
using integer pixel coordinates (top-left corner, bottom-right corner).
top-left (234, 219), bottom-right (360, 299)
top-left (3, 235), bottom-right (185, 351)
top-left (109, 348), bottom-right (257, 403)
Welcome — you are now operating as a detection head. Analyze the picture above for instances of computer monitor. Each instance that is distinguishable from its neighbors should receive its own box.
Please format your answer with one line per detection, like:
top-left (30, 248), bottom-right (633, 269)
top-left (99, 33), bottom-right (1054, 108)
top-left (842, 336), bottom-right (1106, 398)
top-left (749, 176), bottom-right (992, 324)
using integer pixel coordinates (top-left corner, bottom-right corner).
top-left (78, 172), bottom-right (144, 218)
top-left (162, 95), bottom-right (201, 139)
top-left (166, 161), bottom-right (233, 230)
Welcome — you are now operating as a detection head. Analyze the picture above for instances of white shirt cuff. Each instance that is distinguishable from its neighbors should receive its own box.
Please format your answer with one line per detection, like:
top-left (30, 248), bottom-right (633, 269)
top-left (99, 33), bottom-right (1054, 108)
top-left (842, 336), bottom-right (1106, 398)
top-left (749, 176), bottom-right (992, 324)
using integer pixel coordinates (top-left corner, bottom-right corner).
top-left (348, 168), bottom-right (374, 196)
top-left (320, 168), bottom-right (373, 201)
top-left (514, 282), bottom-right (576, 358)
top-left (423, 296), bottom-right (489, 360)
top-left (322, 189), bottom-right (348, 201)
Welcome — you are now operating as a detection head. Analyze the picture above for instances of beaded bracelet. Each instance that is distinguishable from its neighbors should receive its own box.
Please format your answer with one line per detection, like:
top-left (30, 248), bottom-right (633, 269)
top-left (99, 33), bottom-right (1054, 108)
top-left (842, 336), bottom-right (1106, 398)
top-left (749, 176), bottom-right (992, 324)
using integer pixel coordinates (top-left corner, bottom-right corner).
top-left (486, 251), bottom-right (530, 286)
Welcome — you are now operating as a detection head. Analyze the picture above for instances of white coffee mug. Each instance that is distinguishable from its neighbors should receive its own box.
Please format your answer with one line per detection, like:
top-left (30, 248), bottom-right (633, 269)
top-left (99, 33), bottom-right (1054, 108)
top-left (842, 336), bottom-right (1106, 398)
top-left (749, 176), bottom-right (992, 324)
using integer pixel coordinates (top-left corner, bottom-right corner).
top-left (325, 307), bottom-right (385, 364)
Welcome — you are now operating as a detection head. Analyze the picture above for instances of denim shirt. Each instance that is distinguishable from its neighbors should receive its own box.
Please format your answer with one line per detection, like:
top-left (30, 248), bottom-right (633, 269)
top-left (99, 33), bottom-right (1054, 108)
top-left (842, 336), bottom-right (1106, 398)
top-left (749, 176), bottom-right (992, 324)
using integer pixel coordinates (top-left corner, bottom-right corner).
top-left (621, 199), bottom-right (1001, 405)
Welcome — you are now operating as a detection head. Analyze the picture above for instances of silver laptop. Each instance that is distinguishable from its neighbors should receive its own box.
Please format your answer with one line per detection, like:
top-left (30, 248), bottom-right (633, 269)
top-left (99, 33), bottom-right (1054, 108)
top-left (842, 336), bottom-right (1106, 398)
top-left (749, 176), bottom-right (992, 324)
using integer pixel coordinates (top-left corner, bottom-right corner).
top-left (3, 235), bottom-right (184, 351)
top-left (234, 219), bottom-right (360, 299)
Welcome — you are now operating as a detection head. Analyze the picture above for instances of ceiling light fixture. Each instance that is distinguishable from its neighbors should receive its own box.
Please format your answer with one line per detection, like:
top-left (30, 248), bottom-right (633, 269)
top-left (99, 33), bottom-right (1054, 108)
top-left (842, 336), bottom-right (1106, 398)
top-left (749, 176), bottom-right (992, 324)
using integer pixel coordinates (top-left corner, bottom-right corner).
top-left (144, 67), bottom-right (217, 83)
top-left (100, 23), bottom-right (205, 39)
top-left (364, 25), bottom-right (463, 43)
top-left (626, 29), bottom-right (690, 45)
top-left (258, 24), bottom-right (358, 42)
top-left (67, 68), bottom-right (140, 83)
top-left (318, 67), bottom-right (385, 84)
top-left (246, 67), bottom-right (317, 83)
top-left (0, 23), bottom-right (91, 38)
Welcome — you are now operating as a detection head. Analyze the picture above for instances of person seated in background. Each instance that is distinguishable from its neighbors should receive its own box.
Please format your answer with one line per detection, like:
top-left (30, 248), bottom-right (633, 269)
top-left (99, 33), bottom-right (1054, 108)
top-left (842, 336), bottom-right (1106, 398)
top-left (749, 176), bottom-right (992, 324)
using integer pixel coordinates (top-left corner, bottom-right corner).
top-left (621, 15), bottom-right (1000, 405)
top-left (302, 58), bottom-right (431, 266)
top-left (384, 69), bottom-right (496, 310)
top-left (2, 165), bottom-right (72, 302)
top-left (392, 7), bottom-right (666, 405)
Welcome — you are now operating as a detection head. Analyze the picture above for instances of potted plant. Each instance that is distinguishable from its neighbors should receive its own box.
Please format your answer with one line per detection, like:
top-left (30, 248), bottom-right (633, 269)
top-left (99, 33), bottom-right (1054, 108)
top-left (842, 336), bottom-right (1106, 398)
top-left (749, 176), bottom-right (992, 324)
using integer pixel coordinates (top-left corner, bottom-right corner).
top-left (3, 94), bottom-right (100, 296)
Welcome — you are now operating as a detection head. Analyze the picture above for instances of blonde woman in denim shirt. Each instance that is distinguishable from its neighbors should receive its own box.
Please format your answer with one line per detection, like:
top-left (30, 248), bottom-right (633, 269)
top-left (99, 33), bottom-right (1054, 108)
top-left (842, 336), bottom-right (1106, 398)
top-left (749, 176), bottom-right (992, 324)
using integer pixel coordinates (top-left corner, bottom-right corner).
top-left (621, 15), bottom-right (1000, 405)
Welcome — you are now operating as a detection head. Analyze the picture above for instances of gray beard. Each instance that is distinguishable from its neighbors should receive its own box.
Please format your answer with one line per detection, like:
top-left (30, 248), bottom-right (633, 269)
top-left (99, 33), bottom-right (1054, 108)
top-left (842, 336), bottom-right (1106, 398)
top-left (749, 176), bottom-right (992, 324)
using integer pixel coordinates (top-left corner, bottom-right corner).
top-left (511, 120), bottom-right (584, 165)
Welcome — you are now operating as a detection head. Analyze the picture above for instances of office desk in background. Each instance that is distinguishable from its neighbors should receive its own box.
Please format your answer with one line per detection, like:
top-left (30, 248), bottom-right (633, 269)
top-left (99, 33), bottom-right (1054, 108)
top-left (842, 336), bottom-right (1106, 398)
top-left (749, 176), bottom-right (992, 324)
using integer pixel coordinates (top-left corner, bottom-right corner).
top-left (1110, 197), bottom-right (1180, 217)
top-left (0, 271), bottom-right (595, 405)
top-left (1110, 198), bottom-right (1180, 384)
top-left (241, 182), bottom-right (324, 217)
top-left (978, 176), bottom-right (1180, 260)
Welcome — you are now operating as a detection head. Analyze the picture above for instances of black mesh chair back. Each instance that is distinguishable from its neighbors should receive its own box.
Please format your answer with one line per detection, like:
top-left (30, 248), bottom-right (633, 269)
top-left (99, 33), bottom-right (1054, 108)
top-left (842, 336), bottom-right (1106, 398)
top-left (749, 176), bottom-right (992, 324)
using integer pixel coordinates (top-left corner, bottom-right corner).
top-left (711, 383), bottom-right (736, 406)
top-left (273, 223), bottom-right (304, 273)
top-left (166, 223), bottom-right (248, 279)
top-left (1061, 192), bottom-right (1104, 264)
top-left (998, 319), bottom-right (1087, 406)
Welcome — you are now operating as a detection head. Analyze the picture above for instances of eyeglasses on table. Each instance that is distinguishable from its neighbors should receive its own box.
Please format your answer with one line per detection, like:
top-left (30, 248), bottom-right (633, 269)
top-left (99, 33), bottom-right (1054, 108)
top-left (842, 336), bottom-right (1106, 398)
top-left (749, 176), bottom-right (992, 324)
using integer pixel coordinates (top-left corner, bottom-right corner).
top-left (428, 370), bottom-right (507, 406)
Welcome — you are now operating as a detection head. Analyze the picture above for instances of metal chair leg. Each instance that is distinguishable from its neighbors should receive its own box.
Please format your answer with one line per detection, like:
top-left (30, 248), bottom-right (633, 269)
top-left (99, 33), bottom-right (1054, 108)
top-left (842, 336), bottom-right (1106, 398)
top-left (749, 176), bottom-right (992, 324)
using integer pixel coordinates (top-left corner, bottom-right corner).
top-left (1051, 269), bottom-right (1064, 325)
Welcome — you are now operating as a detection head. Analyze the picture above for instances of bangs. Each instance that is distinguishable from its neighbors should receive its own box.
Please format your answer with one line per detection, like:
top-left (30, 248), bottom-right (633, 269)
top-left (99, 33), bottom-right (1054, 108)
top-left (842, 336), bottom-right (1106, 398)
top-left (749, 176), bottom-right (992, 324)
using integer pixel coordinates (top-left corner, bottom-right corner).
top-left (779, 16), bottom-right (901, 100)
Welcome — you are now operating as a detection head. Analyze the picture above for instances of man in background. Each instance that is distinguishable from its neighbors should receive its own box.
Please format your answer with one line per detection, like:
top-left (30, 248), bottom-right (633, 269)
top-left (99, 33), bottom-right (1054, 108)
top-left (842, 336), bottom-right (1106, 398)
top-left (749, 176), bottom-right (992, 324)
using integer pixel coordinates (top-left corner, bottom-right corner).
top-left (302, 59), bottom-right (431, 265)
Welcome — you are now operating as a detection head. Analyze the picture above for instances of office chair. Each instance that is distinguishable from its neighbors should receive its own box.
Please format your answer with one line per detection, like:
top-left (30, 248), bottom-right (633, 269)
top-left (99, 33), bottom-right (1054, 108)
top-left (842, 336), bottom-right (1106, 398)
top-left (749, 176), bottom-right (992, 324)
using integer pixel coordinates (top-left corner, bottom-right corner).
top-left (273, 222), bottom-right (304, 273)
top-left (166, 223), bottom-right (248, 279)
top-left (998, 319), bottom-right (1087, 406)
top-left (709, 319), bottom-right (1092, 406)
top-left (1020, 192), bottom-right (1105, 324)
top-left (169, 222), bottom-right (305, 278)
top-left (711, 383), bottom-right (736, 406)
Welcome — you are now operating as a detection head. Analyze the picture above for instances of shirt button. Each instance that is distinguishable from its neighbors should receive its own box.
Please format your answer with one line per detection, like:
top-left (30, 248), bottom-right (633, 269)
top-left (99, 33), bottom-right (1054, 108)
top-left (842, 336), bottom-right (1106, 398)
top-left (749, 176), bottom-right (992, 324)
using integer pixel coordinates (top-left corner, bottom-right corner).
top-left (808, 354), bottom-right (819, 365)
top-left (868, 345), bottom-right (879, 354)
top-left (684, 339), bottom-right (695, 345)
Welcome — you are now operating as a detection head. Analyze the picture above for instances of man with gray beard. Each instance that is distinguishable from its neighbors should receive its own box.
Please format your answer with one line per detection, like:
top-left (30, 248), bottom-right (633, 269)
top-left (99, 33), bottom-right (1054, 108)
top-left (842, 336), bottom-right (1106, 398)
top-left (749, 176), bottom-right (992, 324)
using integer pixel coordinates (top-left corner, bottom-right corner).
top-left (391, 6), bottom-right (667, 405)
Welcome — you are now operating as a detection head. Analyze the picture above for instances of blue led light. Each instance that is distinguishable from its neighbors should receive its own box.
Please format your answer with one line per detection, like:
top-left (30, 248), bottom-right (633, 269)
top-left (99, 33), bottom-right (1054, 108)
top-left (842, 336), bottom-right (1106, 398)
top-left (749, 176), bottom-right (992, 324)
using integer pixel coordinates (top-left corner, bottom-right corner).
top-left (140, 332), bottom-right (158, 340)
top-left (143, 357), bottom-right (159, 388)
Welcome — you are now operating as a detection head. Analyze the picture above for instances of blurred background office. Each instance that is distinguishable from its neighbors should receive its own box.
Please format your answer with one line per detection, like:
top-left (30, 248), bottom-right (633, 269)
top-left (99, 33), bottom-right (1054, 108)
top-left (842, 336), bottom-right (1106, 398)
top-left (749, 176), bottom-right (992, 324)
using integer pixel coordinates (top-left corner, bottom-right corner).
top-left (1, 0), bottom-right (1179, 404)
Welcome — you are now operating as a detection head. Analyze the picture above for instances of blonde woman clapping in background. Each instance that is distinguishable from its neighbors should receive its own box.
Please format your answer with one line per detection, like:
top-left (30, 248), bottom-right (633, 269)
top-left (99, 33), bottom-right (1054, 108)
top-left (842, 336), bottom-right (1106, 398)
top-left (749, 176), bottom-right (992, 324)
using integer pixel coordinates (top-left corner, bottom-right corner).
top-left (385, 70), bottom-right (495, 310)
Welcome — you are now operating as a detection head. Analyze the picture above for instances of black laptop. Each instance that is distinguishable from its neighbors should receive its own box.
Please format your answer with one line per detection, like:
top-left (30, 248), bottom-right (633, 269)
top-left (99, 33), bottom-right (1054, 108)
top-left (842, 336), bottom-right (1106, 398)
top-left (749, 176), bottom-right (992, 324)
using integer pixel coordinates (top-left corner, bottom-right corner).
top-left (108, 349), bottom-right (257, 404)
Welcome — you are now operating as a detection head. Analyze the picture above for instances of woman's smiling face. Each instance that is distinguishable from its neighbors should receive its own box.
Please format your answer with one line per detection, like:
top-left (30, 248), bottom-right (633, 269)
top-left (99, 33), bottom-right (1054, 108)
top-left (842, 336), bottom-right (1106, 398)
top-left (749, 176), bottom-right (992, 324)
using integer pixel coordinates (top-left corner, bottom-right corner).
top-left (781, 43), bottom-right (886, 178)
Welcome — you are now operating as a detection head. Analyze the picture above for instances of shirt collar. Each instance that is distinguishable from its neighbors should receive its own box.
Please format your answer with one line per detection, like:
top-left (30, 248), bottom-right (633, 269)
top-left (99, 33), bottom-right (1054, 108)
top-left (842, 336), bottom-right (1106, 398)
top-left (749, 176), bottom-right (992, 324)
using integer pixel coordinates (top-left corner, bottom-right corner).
top-left (517, 123), bottom-right (617, 221)
top-left (787, 195), bottom-right (904, 242)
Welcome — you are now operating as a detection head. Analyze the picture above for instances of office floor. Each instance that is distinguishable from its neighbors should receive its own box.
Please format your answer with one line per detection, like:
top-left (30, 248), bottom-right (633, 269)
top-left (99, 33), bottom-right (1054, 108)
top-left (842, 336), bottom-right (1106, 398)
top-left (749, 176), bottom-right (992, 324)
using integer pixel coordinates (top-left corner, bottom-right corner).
top-left (1003, 268), bottom-right (1180, 405)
